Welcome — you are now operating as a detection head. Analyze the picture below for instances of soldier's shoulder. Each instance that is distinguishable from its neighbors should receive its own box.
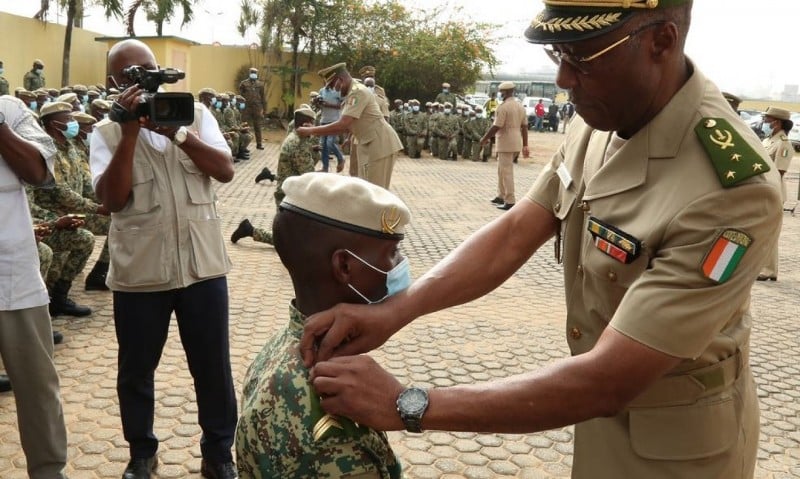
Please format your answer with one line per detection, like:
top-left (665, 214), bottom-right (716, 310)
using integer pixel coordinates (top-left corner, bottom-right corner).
top-left (693, 116), bottom-right (771, 188)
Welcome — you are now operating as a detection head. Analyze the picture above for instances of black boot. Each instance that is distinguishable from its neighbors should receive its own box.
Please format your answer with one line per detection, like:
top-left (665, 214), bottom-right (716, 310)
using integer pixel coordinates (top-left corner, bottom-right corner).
top-left (254, 167), bottom-right (276, 183)
top-left (53, 330), bottom-right (64, 345)
top-left (49, 280), bottom-right (92, 317)
top-left (0, 374), bottom-right (11, 393)
top-left (85, 261), bottom-right (109, 291)
top-left (231, 219), bottom-right (254, 244)
top-left (237, 150), bottom-right (251, 161)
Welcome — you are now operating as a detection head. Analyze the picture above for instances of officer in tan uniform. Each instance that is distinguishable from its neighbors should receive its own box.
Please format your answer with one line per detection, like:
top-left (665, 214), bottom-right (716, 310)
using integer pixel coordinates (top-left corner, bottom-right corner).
top-left (757, 106), bottom-right (794, 281)
top-left (296, 63), bottom-right (402, 189)
top-left (358, 65), bottom-right (390, 119)
top-left (298, 2), bottom-right (782, 479)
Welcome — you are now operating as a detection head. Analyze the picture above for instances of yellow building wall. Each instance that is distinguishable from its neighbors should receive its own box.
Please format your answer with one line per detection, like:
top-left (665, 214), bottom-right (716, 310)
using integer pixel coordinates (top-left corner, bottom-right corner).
top-left (2, 10), bottom-right (326, 114)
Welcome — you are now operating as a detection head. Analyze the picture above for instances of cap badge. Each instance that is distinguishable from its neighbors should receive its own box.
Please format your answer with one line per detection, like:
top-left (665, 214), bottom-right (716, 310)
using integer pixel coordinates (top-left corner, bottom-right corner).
top-left (381, 207), bottom-right (401, 234)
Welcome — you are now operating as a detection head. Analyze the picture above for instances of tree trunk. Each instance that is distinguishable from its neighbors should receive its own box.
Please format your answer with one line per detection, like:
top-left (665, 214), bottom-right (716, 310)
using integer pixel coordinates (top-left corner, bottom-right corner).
top-left (291, 29), bottom-right (300, 113)
top-left (61, 0), bottom-right (77, 86)
top-left (156, 19), bottom-right (164, 36)
top-left (127, 0), bottom-right (144, 37)
top-left (74, 0), bottom-right (83, 28)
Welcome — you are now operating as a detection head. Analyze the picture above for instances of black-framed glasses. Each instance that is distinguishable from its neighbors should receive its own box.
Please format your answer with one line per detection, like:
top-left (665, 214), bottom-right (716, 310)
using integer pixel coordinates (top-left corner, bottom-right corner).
top-left (543, 21), bottom-right (666, 75)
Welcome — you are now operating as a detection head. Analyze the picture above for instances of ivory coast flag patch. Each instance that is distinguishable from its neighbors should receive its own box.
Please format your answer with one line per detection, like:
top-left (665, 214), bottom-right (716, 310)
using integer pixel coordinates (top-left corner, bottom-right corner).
top-left (702, 229), bottom-right (752, 283)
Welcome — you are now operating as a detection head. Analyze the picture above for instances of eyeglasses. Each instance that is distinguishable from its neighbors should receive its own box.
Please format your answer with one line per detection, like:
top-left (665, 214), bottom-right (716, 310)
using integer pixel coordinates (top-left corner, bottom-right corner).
top-left (543, 22), bottom-right (666, 75)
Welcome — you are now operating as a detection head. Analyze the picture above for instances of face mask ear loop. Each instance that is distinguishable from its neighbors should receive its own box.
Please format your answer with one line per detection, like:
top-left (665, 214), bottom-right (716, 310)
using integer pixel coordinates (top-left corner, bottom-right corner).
top-left (344, 249), bottom-right (388, 275)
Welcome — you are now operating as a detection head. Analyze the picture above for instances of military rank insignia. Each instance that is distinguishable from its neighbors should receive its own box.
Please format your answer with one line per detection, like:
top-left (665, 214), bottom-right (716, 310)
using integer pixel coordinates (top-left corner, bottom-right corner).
top-left (694, 117), bottom-right (770, 188)
top-left (587, 217), bottom-right (642, 264)
top-left (702, 229), bottom-right (752, 284)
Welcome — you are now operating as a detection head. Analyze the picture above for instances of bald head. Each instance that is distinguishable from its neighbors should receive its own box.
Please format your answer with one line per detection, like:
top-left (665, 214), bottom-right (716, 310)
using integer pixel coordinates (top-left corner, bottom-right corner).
top-left (106, 39), bottom-right (157, 90)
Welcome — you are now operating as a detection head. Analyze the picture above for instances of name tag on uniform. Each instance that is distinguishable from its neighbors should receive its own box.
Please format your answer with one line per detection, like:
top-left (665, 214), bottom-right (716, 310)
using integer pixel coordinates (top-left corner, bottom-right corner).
top-left (557, 162), bottom-right (573, 189)
top-left (587, 217), bottom-right (642, 264)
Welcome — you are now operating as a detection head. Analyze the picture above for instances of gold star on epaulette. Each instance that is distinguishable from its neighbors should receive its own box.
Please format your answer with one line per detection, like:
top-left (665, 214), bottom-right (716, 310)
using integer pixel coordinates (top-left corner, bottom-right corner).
top-left (694, 117), bottom-right (771, 188)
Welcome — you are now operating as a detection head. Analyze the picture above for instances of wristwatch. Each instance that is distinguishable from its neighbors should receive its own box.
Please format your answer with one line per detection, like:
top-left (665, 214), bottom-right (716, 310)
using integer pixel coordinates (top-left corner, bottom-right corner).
top-left (172, 126), bottom-right (189, 146)
top-left (396, 386), bottom-right (429, 433)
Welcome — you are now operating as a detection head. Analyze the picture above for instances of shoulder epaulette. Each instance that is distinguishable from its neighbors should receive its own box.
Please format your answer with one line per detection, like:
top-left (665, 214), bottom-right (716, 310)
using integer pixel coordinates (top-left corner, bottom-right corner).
top-left (694, 117), bottom-right (770, 188)
top-left (780, 133), bottom-right (788, 141)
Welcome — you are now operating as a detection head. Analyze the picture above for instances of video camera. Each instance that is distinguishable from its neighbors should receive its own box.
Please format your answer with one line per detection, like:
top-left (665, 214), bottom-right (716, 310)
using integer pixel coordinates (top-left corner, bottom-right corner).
top-left (109, 66), bottom-right (195, 127)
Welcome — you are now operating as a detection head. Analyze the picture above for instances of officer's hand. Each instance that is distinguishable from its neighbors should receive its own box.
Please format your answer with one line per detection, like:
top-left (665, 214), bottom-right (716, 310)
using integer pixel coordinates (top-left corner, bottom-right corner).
top-left (54, 215), bottom-right (83, 230)
top-left (296, 126), bottom-right (312, 137)
top-left (300, 302), bottom-right (397, 367)
top-left (311, 355), bottom-right (405, 431)
top-left (33, 223), bottom-right (51, 241)
top-left (115, 86), bottom-right (144, 136)
top-left (96, 204), bottom-right (110, 216)
top-left (522, 145), bottom-right (530, 158)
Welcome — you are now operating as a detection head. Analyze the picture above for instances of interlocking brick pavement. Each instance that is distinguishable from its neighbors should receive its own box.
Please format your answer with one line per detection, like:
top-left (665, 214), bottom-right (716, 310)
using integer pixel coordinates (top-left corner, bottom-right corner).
top-left (0, 131), bottom-right (797, 478)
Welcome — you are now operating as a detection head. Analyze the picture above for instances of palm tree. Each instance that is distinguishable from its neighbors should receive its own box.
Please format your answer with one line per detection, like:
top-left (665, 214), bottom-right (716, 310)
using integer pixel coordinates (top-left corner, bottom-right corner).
top-left (126, 0), bottom-right (195, 37)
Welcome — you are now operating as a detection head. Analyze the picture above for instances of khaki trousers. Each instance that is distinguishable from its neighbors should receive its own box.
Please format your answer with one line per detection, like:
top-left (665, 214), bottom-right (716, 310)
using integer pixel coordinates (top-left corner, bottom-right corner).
top-left (0, 306), bottom-right (67, 479)
top-left (349, 145), bottom-right (359, 177)
top-left (496, 152), bottom-right (516, 204)
top-left (358, 151), bottom-right (397, 190)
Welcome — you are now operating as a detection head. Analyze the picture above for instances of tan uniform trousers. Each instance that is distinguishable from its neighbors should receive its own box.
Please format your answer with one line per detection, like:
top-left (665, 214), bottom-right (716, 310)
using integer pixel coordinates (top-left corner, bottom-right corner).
top-left (0, 306), bottom-right (67, 479)
top-left (496, 151), bottom-right (516, 204)
top-left (761, 173), bottom-right (787, 278)
top-left (349, 145), bottom-right (359, 177)
top-left (358, 153), bottom-right (396, 190)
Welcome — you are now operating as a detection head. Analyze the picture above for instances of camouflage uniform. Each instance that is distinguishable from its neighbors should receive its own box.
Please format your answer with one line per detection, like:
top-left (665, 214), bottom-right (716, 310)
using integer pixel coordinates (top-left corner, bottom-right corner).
top-left (402, 110), bottom-right (427, 159)
top-left (238, 77), bottom-right (266, 147)
top-left (274, 130), bottom-right (316, 207)
top-left (23, 69), bottom-right (46, 91)
top-left (236, 304), bottom-right (402, 479)
top-left (435, 111), bottom-right (460, 160)
top-left (0, 75), bottom-right (8, 96)
top-left (428, 108), bottom-right (442, 157)
top-left (37, 241), bottom-right (53, 278)
top-left (233, 96), bottom-right (253, 151)
top-left (221, 103), bottom-right (241, 157)
top-left (474, 115), bottom-right (493, 161)
top-left (34, 141), bottom-right (110, 263)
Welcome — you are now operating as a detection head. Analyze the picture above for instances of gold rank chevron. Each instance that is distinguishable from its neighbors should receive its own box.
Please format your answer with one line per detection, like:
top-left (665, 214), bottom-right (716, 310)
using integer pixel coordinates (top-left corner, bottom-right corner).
top-left (532, 12), bottom-right (624, 32)
top-left (543, 0), bottom-right (659, 7)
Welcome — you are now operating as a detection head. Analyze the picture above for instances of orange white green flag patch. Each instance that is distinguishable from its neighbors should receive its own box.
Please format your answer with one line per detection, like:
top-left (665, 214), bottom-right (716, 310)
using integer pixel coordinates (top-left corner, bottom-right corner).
top-left (702, 229), bottom-right (752, 283)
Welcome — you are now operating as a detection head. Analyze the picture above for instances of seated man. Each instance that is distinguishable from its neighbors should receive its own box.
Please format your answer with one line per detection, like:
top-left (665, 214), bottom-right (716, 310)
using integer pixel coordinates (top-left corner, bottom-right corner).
top-left (232, 105), bottom-right (317, 246)
top-left (236, 172), bottom-right (408, 478)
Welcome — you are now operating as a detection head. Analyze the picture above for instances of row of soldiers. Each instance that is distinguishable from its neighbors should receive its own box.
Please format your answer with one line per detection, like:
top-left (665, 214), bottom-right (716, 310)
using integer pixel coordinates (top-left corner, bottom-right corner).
top-left (198, 88), bottom-right (253, 162)
top-left (389, 100), bottom-right (493, 162)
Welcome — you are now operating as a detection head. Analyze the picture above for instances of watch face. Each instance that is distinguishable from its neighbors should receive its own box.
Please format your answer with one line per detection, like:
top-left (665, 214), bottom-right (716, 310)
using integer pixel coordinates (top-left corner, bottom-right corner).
top-left (399, 388), bottom-right (428, 415)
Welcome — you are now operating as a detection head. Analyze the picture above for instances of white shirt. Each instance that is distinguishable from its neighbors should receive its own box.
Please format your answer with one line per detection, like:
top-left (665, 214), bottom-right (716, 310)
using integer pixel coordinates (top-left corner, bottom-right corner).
top-left (0, 96), bottom-right (56, 311)
top-left (89, 103), bottom-right (230, 190)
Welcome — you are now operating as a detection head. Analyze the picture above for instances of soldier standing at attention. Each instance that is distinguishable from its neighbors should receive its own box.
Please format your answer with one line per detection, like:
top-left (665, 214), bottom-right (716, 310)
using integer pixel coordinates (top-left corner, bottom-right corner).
top-left (0, 60), bottom-right (9, 96)
top-left (481, 81), bottom-right (528, 210)
top-left (297, 63), bottom-right (402, 190)
top-left (231, 105), bottom-right (319, 247)
top-left (756, 106), bottom-right (794, 282)
top-left (23, 59), bottom-right (46, 91)
top-left (239, 67), bottom-right (266, 150)
top-left (402, 99), bottom-right (426, 159)
top-left (434, 82), bottom-right (457, 108)
top-left (235, 172), bottom-right (407, 479)
top-left (301, 3), bottom-right (781, 478)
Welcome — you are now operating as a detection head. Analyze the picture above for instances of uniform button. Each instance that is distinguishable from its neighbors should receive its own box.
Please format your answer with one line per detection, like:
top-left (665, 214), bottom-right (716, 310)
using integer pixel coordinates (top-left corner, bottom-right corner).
top-left (607, 271), bottom-right (617, 282)
top-left (580, 201), bottom-right (590, 212)
top-left (570, 327), bottom-right (582, 340)
top-left (554, 202), bottom-right (561, 211)
top-left (576, 265), bottom-right (583, 274)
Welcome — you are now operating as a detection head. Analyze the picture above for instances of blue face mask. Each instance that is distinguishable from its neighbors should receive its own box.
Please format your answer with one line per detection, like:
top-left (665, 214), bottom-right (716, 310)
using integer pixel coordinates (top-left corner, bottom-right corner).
top-left (412, 106), bottom-right (420, 112)
top-left (443, 89), bottom-right (449, 93)
top-left (762, 120), bottom-right (773, 137)
top-left (0, 68), bottom-right (4, 75)
top-left (62, 120), bottom-right (79, 139)
top-left (238, 103), bottom-right (245, 110)
top-left (444, 109), bottom-right (451, 115)
top-left (29, 101), bottom-right (38, 111)
top-left (249, 73), bottom-right (258, 80)
top-left (345, 250), bottom-right (412, 304)
top-left (35, 68), bottom-right (44, 75)
top-left (214, 101), bottom-right (222, 109)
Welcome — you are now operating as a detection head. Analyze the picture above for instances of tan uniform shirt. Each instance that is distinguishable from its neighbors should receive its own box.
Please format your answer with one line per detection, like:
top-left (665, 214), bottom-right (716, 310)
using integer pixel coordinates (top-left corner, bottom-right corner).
top-left (493, 98), bottom-right (526, 152)
top-left (527, 65), bottom-right (782, 478)
top-left (342, 83), bottom-right (402, 164)
top-left (762, 130), bottom-right (793, 200)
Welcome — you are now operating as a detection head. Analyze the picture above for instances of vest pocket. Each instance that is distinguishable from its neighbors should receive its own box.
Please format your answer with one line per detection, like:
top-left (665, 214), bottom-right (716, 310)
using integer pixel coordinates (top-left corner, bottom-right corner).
top-left (127, 161), bottom-right (159, 214)
top-left (629, 396), bottom-right (737, 460)
top-left (187, 218), bottom-right (229, 278)
top-left (177, 157), bottom-right (213, 205)
top-left (109, 222), bottom-right (169, 287)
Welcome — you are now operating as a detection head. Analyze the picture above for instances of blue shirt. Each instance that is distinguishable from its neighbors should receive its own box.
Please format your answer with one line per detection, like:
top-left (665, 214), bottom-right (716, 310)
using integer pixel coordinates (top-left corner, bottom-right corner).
top-left (318, 87), bottom-right (342, 124)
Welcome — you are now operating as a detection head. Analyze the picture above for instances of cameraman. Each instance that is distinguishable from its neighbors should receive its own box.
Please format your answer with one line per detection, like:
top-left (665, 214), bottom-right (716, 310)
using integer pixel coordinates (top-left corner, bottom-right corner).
top-left (317, 83), bottom-right (345, 173)
top-left (89, 39), bottom-right (238, 479)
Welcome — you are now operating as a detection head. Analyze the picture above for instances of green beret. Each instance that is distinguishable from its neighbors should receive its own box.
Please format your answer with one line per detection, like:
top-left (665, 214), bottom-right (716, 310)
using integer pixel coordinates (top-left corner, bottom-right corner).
top-left (318, 62), bottom-right (347, 84)
top-left (524, 0), bottom-right (691, 45)
top-left (39, 101), bottom-right (74, 119)
top-left (57, 92), bottom-right (78, 104)
top-left (72, 112), bottom-right (97, 124)
top-left (280, 173), bottom-right (411, 240)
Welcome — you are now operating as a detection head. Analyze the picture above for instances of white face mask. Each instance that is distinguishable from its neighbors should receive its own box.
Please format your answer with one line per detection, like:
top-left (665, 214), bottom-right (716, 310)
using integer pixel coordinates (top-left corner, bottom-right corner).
top-left (249, 73), bottom-right (258, 80)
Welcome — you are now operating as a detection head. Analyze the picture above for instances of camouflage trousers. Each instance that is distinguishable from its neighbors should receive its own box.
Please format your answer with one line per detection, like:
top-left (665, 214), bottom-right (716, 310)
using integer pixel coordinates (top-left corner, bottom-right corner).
top-left (37, 241), bottom-right (53, 278)
top-left (457, 133), bottom-right (464, 158)
top-left (227, 131), bottom-right (240, 156)
top-left (83, 213), bottom-right (110, 263)
top-left (462, 139), bottom-right (473, 158)
top-left (43, 227), bottom-right (94, 287)
top-left (437, 137), bottom-right (458, 160)
top-left (430, 135), bottom-right (439, 157)
top-left (242, 109), bottom-right (264, 146)
top-left (472, 141), bottom-right (492, 161)
top-left (253, 226), bottom-right (273, 245)
top-left (405, 135), bottom-right (424, 159)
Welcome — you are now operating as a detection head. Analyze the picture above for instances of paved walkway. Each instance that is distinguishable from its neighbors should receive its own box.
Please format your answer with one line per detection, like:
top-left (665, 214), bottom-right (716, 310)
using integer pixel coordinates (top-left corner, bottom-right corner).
top-left (1, 131), bottom-right (798, 478)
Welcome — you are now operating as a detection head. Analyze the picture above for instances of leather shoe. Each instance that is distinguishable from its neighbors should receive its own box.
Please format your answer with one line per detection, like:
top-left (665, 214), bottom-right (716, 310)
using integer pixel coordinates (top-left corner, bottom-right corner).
top-left (256, 144), bottom-right (265, 150)
top-left (122, 456), bottom-right (157, 479)
top-left (53, 330), bottom-right (64, 345)
top-left (201, 459), bottom-right (237, 479)
top-left (497, 203), bottom-right (515, 211)
top-left (231, 219), bottom-right (254, 244)
top-left (0, 374), bottom-right (11, 393)
top-left (490, 197), bottom-right (504, 205)
top-left (756, 275), bottom-right (777, 281)
top-left (254, 167), bottom-right (275, 183)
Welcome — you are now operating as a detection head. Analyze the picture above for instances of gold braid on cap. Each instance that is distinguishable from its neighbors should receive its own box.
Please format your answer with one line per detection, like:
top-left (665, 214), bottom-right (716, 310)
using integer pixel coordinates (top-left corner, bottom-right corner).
top-left (380, 207), bottom-right (401, 234)
top-left (531, 12), bottom-right (624, 32)
top-left (543, 0), bottom-right (658, 7)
